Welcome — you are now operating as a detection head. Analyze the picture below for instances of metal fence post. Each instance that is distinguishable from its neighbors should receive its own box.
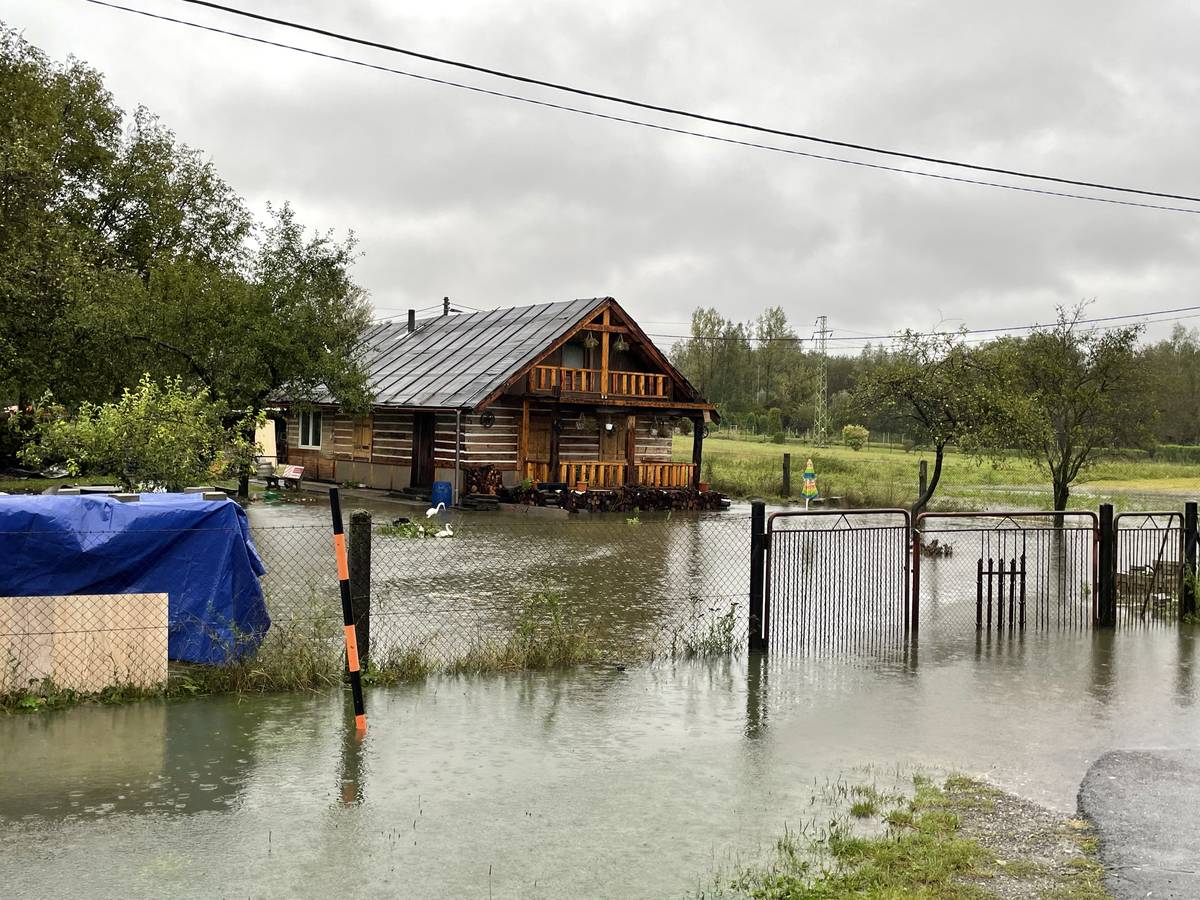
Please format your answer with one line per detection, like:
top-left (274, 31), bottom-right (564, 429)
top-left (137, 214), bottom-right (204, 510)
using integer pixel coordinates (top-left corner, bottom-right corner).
top-left (349, 509), bottom-right (372, 667)
top-left (1097, 503), bottom-right (1116, 627)
top-left (749, 500), bottom-right (768, 653)
top-left (1184, 501), bottom-right (1198, 619)
top-left (782, 453), bottom-right (791, 498)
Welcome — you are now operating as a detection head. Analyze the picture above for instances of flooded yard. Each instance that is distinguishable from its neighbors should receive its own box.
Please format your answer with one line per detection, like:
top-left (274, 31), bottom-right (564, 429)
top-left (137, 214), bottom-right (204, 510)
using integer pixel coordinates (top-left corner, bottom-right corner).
top-left (2, 624), bottom-right (1197, 898)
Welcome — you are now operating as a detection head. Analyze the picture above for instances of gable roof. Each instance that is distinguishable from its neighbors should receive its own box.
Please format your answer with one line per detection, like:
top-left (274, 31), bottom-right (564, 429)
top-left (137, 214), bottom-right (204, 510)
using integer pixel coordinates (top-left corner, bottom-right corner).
top-left (342, 297), bottom-right (709, 411)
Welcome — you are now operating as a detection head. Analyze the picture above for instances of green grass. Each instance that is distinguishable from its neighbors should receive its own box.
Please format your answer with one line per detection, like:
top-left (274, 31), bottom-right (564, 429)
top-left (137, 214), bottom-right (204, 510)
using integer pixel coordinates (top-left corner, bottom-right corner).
top-left (680, 433), bottom-right (1200, 509)
top-left (702, 775), bottom-right (1111, 899)
top-left (2, 591), bottom-right (600, 712)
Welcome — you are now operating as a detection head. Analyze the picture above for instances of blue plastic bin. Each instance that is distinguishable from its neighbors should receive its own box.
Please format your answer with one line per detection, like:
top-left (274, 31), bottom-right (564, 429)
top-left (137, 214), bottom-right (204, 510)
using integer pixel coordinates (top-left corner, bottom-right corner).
top-left (430, 480), bottom-right (453, 509)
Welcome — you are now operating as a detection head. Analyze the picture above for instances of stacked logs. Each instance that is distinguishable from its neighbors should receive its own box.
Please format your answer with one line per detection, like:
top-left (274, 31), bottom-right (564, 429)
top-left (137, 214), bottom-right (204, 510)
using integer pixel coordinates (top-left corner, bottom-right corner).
top-left (464, 465), bottom-right (504, 495)
top-left (497, 484), bottom-right (726, 512)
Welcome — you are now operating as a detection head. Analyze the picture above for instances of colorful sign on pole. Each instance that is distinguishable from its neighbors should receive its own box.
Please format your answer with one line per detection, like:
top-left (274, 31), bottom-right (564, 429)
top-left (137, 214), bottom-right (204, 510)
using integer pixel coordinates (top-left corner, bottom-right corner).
top-left (801, 458), bottom-right (819, 509)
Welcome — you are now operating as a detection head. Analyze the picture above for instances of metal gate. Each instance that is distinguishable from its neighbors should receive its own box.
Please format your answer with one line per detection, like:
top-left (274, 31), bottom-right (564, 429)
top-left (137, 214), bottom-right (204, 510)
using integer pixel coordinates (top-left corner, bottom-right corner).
top-left (763, 509), bottom-right (911, 652)
top-left (1114, 512), bottom-right (1185, 627)
top-left (914, 512), bottom-right (1097, 636)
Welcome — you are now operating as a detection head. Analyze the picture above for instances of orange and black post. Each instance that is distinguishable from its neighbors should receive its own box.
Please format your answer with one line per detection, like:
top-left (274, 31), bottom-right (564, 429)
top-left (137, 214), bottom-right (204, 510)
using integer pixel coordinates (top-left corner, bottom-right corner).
top-left (330, 488), bottom-right (367, 733)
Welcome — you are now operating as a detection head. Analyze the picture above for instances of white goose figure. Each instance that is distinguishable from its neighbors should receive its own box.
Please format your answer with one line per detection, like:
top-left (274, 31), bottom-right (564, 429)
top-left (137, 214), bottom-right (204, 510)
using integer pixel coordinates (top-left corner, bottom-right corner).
top-left (434, 523), bottom-right (454, 539)
top-left (425, 501), bottom-right (446, 518)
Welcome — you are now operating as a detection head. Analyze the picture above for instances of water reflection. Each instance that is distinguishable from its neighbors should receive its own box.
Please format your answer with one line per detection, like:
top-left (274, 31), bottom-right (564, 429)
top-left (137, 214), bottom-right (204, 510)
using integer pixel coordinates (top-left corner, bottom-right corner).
top-left (0, 698), bottom-right (260, 820)
top-left (337, 723), bottom-right (366, 807)
top-left (744, 651), bottom-right (767, 739)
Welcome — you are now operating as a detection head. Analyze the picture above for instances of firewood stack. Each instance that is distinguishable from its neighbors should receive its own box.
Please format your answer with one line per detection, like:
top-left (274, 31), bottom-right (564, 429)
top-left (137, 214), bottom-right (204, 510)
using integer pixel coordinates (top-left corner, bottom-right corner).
top-left (464, 465), bottom-right (504, 495)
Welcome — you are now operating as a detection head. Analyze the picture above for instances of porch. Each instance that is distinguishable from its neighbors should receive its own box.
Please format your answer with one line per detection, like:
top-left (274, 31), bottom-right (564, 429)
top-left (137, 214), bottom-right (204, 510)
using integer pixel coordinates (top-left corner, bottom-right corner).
top-left (528, 365), bottom-right (670, 399)
top-left (523, 460), bottom-right (697, 489)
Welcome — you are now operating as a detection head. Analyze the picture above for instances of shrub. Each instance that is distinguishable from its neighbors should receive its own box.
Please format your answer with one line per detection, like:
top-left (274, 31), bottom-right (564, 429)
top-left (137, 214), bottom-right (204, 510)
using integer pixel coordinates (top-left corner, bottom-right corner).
top-left (771, 431), bottom-right (786, 444)
top-left (843, 424), bottom-right (870, 451)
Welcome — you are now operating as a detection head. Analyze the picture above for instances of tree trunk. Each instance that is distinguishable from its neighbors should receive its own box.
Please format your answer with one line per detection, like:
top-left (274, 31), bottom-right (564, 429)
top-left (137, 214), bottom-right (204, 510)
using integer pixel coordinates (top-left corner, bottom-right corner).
top-left (237, 414), bottom-right (257, 500)
top-left (911, 442), bottom-right (946, 522)
top-left (1053, 478), bottom-right (1070, 512)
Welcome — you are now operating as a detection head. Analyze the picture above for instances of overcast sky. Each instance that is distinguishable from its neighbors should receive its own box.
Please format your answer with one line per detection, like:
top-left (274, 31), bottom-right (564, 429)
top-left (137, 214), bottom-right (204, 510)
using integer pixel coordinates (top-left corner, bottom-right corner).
top-left (6, 0), bottom-right (1200, 352)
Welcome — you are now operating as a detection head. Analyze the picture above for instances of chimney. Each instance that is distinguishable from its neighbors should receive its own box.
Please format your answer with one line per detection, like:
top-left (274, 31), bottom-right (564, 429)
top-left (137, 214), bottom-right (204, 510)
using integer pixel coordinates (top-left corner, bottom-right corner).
top-left (442, 296), bottom-right (450, 316)
top-left (407, 309), bottom-right (416, 333)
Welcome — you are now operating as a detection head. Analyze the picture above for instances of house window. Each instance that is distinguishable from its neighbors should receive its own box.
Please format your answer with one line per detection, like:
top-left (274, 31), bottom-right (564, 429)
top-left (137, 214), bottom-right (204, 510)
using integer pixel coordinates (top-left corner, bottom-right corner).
top-left (299, 410), bottom-right (322, 449)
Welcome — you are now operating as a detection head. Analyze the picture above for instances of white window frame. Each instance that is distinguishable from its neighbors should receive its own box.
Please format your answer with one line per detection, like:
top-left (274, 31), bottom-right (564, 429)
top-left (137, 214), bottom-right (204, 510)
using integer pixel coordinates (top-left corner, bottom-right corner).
top-left (298, 410), bottom-right (323, 449)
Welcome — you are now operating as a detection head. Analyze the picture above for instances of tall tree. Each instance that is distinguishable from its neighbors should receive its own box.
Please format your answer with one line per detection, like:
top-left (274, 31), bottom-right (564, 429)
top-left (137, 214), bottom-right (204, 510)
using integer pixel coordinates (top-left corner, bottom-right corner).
top-left (854, 331), bottom-right (1011, 517)
top-left (988, 306), bottom-right (1152, 511)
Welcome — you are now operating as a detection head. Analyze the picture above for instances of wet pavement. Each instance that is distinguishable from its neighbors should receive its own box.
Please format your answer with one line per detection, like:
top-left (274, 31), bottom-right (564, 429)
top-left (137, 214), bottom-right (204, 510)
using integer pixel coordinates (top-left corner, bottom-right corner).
top-left (2, 625), bottom-right (1198, 898)
top-left (1080, 748), bottom-right (1200, 899)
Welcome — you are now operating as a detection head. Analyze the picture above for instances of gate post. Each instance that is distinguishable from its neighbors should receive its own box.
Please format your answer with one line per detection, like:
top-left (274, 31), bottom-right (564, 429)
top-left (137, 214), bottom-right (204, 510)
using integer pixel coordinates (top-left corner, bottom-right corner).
top-left (349, 509), bottom-right (372, 667)
top-left (1097, 503), bottom-right (1116, 627)
top-left (749, 500), bottom-right (768, 652)
top-left (782, 453), bottom-right (791, 498)
top-left (1184, 501), bottom-right (1198, 619)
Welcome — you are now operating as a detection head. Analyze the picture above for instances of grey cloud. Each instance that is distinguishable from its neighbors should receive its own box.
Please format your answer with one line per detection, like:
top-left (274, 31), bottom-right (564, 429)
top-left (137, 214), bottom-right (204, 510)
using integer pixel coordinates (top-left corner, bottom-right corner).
top-left (5, 0), bottom-right (1199, 348)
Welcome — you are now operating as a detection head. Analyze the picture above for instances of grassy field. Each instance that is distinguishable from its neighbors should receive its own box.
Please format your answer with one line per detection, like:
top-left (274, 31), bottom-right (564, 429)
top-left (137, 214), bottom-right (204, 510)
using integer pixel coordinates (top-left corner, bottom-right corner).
top-left (677, 434), bottom-right (1200, 511)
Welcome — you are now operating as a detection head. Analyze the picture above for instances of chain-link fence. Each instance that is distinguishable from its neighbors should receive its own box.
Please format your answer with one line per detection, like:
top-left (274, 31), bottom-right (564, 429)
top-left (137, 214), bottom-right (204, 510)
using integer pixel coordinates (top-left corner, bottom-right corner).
top-left (1115, 512), bottom-right (1186, 627)
top-left (915, 513), bottom-right (1097, 637)
top-left (253, 513), bottom-right (752, 666)
top-left (2, 592), bottom-right (168, 694)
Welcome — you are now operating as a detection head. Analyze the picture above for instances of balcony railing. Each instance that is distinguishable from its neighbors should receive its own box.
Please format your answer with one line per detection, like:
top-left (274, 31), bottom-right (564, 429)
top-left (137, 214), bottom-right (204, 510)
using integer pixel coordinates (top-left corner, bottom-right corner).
top-left (528, 365), bottom-right (669, 399)
top-left (523, 461), bottom-right (696, 489)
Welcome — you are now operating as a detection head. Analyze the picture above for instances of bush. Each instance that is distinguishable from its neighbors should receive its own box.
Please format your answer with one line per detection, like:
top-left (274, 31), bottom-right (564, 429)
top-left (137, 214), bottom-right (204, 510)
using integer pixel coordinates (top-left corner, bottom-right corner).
top-left (21, 374), bottom-right (261, 491)
top-left (843, 424), bottom-right (870, 451)
top-left (771, 431), bottom-right (786, 444)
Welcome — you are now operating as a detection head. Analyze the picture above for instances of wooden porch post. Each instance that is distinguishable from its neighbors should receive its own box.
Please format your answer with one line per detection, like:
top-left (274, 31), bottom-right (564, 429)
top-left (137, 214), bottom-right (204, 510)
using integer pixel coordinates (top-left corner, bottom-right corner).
top-left (549, 411), bottom-right (561, 482)
top-left (518, 398), bottom-right (530, 479)
top-left (600, 308), bottom-right (610, 398)
top-left (691, 416), bottom-right (704, 489)
top-left (625, 414), bottom-right (637, 484)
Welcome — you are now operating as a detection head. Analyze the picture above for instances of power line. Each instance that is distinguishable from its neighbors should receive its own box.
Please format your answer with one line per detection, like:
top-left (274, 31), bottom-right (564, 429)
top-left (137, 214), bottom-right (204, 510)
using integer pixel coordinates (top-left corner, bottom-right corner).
top-left (166, 0), bottom-right (1200, 206)
top-left (81, 0), bottom-right (1200, 215)
top-left (643, 304), bottom-right (1200, 345)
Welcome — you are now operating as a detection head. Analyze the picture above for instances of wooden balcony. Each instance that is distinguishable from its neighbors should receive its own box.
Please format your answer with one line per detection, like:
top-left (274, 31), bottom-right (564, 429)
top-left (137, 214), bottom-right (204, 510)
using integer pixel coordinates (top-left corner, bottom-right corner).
top-left (528, 365), bottom-right (669, 399)
top-left (523, 461), bottom-right (696, 489)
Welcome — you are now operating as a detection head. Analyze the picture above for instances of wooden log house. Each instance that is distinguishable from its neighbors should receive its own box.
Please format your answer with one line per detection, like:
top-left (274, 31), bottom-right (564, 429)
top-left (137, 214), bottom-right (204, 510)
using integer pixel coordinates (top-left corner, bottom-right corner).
top-left (277, 297), bottom-right (717, 500)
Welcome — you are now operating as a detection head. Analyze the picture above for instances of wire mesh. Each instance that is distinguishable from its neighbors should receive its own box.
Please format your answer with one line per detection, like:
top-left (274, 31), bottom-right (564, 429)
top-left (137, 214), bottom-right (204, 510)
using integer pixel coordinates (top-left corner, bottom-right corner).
top-left (1, 592), bottom-right (168, 693)
top-left (252, 514), bottom-right (752, 664)
top-left (765, 511), bottom-right (910, 654)
top-left (916, 513), bottom-right (1096, 637)
top-left (1114, 512), bottom-right (1185, 627)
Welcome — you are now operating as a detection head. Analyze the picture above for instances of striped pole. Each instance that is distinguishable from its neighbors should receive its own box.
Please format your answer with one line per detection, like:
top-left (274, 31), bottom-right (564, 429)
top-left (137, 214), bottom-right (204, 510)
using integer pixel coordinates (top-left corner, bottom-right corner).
top-left (330, 488), bottom-right (367, 733)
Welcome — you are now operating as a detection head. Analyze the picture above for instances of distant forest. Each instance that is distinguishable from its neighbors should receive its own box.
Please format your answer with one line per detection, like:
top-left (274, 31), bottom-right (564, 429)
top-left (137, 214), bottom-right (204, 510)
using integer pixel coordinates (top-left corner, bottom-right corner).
top-left (669, 306), bottom-right (1200, 446)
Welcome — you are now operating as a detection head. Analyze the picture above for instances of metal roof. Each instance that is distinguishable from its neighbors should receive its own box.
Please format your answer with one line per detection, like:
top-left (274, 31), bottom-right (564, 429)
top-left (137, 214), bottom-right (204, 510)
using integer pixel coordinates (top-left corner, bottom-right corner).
top-left (354, 298), bottom-right (606, 409)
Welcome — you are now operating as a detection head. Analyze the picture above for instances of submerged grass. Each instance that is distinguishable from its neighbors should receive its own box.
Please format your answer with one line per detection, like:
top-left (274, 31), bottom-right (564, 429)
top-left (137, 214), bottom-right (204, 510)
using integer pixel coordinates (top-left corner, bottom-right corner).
top-left (699, 774), bottom-right (1111, 899)
top-left (1, 591), bottom-right (600, 713)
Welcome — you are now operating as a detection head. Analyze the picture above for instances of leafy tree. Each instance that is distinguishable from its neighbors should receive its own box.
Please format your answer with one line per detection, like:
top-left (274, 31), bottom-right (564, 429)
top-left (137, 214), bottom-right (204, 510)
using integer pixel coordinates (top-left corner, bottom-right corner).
top-left (1141, 325), bottom-right (1200, 444)
top-left (854, 332), bottom-right (1012, 516)
top-left (1, 30), bottom-right (372, 496)
top-left (987, 307), bottom-right (1152, 510)
top-left (22, 374), bottom-right (257, 491)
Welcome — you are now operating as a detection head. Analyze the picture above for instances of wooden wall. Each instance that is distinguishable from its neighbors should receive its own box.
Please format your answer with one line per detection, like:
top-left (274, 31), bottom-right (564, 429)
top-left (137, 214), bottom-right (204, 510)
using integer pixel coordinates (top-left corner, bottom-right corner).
top-left (635, 418), bottom-right (673, 463)
top-left (372, 410), bottom-right (414, 465)
top-left (281, 405), bottom-right (679, 482)
top-left (460, 403), bottom-right (520, 470)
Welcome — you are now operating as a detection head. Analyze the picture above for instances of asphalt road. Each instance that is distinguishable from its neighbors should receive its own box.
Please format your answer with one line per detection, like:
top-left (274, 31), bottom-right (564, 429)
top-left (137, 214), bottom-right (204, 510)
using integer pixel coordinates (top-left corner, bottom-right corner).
top-left (1079, 749), bottom-right (1200, 899)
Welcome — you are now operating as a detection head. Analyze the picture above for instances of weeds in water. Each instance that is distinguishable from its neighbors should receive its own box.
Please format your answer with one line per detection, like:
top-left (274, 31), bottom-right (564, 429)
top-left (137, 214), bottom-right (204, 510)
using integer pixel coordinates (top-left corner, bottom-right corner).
top-left (674, 599), bottom-right (739, 657)
top-left (448, 592), bottom-right (598, 674)
top-left (848, 799), bottom-right (878, 819)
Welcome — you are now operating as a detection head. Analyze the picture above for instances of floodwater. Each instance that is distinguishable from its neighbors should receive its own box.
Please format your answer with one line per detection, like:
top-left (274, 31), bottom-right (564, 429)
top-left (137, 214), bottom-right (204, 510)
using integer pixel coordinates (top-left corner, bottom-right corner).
top-left (2, 625), bottom-right (1198, 899)
top-left (247, 497), bottom-right (755, 659)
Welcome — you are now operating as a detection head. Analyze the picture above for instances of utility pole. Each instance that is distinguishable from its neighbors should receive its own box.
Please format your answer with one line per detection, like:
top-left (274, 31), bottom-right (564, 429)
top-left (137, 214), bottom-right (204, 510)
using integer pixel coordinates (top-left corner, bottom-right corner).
top-left (812, 315), bottom-right (831, 447)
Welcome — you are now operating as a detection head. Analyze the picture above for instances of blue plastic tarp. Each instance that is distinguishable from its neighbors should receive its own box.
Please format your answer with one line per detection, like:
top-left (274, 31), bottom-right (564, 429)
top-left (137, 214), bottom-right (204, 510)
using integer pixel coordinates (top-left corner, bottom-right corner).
top-left (0, 494), bottom-right (269, 664)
